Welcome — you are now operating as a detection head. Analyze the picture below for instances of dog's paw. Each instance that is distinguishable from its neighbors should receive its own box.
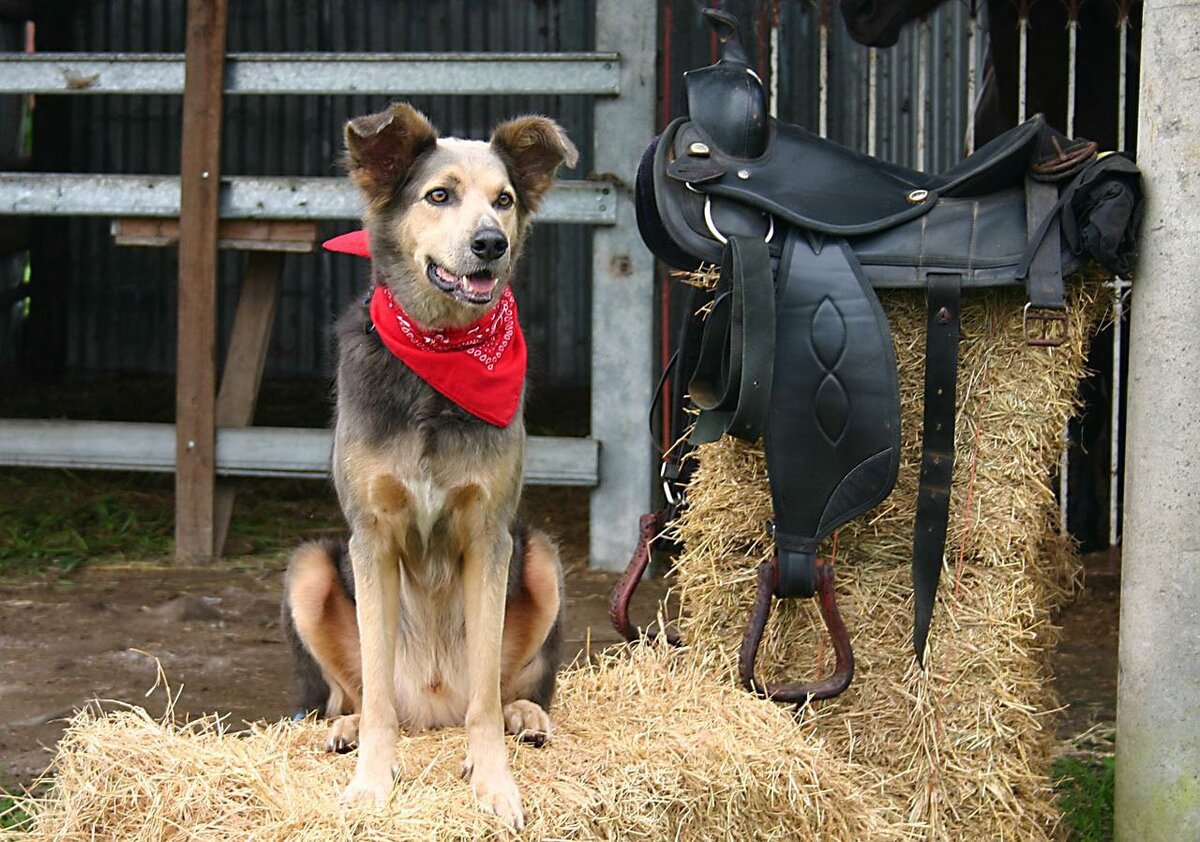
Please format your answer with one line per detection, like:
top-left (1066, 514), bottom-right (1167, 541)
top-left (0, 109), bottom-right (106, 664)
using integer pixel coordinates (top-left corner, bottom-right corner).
top-left (340, 767), bottom-right (395, 806)
top-left (502, 699), bottom-right (553, 747)
top-left (325, 714), bottom-right (360, 754)
top-left (466, 763), bottom-right (525, 830)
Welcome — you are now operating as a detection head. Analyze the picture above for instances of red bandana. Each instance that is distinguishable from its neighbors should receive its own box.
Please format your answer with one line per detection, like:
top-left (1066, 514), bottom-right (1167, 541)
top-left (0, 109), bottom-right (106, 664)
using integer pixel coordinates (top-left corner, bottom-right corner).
top-left (325, 231), bottom-right (526, 427)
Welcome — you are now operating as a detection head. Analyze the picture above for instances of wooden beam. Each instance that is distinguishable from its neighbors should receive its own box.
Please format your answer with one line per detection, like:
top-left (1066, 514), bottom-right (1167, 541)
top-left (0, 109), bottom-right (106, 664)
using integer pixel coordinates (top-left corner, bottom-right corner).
top-left (212, 252), bottom-right (284, 557)
top-left (174, 0), bottom-right (228, 563)
top-left (112, 218), bottom-right (317, 252)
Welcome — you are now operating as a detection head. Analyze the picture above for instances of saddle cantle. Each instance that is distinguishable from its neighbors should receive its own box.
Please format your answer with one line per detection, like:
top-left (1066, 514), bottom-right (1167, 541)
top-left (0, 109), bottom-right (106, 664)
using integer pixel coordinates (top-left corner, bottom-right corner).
top-left (613, 8), bottom-right (1143, 705)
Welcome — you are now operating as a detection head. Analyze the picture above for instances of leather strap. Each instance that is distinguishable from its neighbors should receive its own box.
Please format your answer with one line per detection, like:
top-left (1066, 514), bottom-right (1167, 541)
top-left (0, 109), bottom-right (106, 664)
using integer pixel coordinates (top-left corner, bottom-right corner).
top-left (688, 236), bottom-right (775, 444)
top-left (1021, 177), bottom-right (1066, 310)
top-left (912, 272), bottom-right (962, 665)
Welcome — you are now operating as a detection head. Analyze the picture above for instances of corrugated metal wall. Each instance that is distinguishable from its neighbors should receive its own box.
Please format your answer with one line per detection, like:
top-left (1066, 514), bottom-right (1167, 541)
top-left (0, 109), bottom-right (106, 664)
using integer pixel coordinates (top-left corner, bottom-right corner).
top-left (13, 0), bottom-right (980, 385)
top-left (54, 0), bottom-right (596, 386)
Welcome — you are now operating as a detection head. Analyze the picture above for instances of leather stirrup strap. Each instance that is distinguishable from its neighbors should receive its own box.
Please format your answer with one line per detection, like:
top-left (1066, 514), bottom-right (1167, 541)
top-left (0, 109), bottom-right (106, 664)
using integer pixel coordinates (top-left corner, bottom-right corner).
top-left (912, 272), bottom-right (962, 665)
top-left (1020, 177), bottom-right (1067, 311)
top-left (688, 235), bottom-right (775, 443)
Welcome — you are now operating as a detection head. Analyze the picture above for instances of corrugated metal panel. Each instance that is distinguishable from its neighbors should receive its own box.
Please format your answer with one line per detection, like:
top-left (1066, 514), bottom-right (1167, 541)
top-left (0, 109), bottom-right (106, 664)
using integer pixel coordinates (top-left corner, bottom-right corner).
top-left (659, 1), bottom-right (977, 166)
top-left (55, 0), bottom-right (594, 386)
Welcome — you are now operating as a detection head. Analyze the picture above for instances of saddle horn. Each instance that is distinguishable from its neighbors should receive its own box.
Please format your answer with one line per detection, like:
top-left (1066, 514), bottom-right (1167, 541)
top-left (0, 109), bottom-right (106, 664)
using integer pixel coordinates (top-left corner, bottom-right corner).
top-left (684, 9), bottom-right (768, 159)
top-left (701, 8), bottom-right (751, 65)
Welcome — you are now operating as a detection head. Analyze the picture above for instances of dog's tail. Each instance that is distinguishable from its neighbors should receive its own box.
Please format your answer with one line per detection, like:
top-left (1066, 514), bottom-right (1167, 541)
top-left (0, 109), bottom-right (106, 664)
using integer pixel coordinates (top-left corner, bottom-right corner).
top-left (281, 538), bottom-right (352, 718)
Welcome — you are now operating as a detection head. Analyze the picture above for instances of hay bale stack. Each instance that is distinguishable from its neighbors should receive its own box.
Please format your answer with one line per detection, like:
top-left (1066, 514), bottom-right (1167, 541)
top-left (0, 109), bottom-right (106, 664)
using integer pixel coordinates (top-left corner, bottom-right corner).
top-left (15, 645), bottom-right (900, 841)
top-left (673, 280), bottom-right (1108, 840)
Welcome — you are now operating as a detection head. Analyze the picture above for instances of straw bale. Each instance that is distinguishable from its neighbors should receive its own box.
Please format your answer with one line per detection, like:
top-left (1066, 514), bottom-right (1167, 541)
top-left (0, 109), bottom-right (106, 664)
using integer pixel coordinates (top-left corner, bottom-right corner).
top-left (10, 278), bottom-right (1108, 842)
top-left (671, 278), bottom-right (1109, 840)
top-left (12, 644), bottom-right (901, 841)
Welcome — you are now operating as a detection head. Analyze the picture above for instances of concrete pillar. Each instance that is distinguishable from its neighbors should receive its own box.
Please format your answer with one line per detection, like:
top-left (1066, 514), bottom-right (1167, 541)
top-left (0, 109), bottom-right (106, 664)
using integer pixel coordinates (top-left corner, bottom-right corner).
top-left (1114, 1), bottom-right (1200, 838)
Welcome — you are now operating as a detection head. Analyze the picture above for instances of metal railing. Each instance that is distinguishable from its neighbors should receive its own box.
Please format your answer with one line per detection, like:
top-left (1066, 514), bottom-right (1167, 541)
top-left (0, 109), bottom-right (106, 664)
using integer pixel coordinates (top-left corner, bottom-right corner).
top-left (0, 0), bottom-right (658, 568)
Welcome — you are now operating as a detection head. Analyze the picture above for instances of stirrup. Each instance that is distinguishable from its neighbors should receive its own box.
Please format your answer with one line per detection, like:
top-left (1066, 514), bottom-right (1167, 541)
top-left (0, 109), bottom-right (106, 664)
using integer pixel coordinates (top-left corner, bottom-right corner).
top-left (608, 511), bottom-right (681, 645)
top-left (738, 555), bottom-right (855, 704)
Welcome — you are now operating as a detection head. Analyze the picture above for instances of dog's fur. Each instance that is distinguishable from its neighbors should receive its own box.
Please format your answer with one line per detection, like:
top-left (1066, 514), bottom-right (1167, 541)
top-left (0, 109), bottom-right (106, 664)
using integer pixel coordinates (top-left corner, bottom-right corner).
top-left (280, 102), bottom-right (577, 828)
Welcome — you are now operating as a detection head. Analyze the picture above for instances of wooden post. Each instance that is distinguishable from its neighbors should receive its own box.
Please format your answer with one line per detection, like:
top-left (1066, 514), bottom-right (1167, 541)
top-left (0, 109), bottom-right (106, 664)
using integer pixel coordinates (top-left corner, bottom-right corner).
top-left (174, 0), bottom-right (228, 562)
top-left (212, 251), bottom-right (284, 556)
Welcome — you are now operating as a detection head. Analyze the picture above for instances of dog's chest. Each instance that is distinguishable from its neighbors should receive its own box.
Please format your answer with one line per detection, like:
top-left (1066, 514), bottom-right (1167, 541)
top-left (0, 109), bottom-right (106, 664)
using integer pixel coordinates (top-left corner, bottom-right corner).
top-left (406, 475), bottom-right (448, 547)
top-left (392, 573), bottom-right (470, 730)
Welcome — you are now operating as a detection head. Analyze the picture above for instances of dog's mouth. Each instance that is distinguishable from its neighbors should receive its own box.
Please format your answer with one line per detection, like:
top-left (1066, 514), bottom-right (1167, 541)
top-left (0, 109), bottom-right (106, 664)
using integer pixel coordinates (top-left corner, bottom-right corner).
top-left (426, 262), bottom-right (500, 305)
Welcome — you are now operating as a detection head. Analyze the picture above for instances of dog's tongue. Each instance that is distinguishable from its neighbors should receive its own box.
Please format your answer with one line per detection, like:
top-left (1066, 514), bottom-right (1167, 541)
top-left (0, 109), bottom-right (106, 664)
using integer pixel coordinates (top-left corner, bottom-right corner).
top-left (465, 273), bottom-right (498, 295)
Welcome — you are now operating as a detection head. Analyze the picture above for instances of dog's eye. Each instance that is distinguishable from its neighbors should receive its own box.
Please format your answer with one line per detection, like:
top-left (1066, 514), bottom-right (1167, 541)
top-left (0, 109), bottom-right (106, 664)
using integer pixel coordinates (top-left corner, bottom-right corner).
top-left (495, 192), bottom-right (514, 210)
top-left (425, 188), bottom-right (450, 205)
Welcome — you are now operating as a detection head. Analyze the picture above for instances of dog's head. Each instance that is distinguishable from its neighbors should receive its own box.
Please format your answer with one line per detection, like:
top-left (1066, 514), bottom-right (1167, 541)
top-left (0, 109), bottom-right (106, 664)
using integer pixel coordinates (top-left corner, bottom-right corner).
top-left (344, 103), bottom-right (578, 329)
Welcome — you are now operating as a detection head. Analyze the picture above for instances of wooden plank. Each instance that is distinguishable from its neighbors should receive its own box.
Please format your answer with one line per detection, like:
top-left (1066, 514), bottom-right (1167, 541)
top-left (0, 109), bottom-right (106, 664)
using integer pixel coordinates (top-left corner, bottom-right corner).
top-left (112, 218), bottom-right (317, 252)
top-left (212, 252), bottom-right (284, 557)
top-left (174, 0), bottom-right (228, 563)
top-left (0, 420), bottom-right (600, 486)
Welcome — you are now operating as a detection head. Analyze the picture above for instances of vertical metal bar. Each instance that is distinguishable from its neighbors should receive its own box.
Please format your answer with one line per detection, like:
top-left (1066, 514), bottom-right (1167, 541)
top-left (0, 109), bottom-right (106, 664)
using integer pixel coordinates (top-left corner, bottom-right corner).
top-left (769, 0), bottom-right (780, 118)
top-left (175, 0), bottom-right (228, 562)
top-left (1118, 7), bottom-right (1130, 150)
top-left (916, 16), bottom-right (928, 169)
top-left (965, 4), bottom-right (977, 154)
top-left (1109, 277), bottom-right (1130, 546)
top-left (1060, 3), bottom-right (1080, 535)
top-left (589, 0), bottom-right (657, 571)
top-left (1017, 8), bottom-right (1029, 123)
top-left (867, 47), bottom-right (878, 156)
top-left (1110, 2), bottom-right (1132, 548)
top-left (818, 1), bottom-right (829, 137)
top-left (1067, 18), bottom-right (1078, 137)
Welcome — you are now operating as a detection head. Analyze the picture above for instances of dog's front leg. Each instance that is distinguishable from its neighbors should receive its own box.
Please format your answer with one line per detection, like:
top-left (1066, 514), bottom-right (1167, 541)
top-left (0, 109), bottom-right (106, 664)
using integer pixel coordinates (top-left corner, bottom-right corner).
top-left (341, 529), bottom-right (401, 805)
top-left (461, 526), bottom-right (524, 828)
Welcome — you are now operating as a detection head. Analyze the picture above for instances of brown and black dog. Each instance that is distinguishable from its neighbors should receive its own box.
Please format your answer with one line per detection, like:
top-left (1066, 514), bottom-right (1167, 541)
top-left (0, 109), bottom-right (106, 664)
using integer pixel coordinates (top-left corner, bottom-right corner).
top-left (281, 102), bottom-right (577, 828)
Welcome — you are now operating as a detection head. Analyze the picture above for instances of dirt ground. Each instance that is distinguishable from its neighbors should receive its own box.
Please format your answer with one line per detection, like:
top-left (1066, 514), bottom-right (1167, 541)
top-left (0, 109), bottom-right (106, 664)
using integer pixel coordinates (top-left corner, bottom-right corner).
top-left (0, 510), bottom-right (1118, 793)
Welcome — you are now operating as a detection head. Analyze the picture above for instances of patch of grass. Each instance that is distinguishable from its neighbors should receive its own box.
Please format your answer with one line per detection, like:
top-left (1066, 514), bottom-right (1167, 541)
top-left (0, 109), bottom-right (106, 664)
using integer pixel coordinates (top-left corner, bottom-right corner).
top-left (0, 791), bottom-right (31, 832)
top-left (0, 469), bottom-right (175, 576)
top-left (1, 468), bottom-right (342, 578)
top-left (1054, 754), bottom-right (1115, 841)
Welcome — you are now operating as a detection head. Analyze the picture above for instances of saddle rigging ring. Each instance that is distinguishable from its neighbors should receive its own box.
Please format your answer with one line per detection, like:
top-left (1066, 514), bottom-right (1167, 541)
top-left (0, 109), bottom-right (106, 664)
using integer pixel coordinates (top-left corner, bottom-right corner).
top-left (702, 194), bottom-right (775, 246)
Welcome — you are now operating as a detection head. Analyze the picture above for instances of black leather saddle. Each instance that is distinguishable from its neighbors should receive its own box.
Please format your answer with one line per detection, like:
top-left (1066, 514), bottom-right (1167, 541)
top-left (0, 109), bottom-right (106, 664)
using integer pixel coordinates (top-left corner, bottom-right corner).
top-left (610, 9), bottom-right (1142, 704)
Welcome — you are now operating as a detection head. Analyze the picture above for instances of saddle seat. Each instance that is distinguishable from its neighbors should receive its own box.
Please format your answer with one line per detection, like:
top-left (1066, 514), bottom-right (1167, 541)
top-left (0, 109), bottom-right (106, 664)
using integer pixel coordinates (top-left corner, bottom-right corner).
top-left (668, 113), bottom-right (1049, 237)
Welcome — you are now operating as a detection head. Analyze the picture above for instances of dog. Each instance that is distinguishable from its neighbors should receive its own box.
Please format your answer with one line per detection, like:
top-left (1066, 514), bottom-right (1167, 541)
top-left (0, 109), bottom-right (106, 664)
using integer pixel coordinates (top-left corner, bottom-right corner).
top-left (281, 102), bottom-right (577, 828)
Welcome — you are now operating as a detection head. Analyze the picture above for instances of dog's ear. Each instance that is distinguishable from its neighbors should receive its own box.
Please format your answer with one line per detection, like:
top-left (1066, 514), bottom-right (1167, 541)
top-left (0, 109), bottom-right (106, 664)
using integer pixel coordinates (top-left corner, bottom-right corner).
top-left (344, 102), bottom-right (438, 206)
top-left (489, 116), bottom-right (579, 212)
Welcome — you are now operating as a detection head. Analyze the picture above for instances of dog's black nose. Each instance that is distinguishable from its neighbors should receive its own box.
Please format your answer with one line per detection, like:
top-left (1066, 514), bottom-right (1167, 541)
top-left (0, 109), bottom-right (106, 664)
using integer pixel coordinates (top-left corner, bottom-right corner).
top-left (471, 228), bottom-right (508, 260)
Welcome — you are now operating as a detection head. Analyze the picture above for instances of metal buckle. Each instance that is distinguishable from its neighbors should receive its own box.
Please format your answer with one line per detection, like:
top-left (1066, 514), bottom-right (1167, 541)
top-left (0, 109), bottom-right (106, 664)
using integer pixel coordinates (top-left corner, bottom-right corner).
top-left (1023, 303), bottom-right (1068, 347)
top-left (702, 194), bottom-right (775, 246)
top-left (660, 461), bottom-right (678, 506)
